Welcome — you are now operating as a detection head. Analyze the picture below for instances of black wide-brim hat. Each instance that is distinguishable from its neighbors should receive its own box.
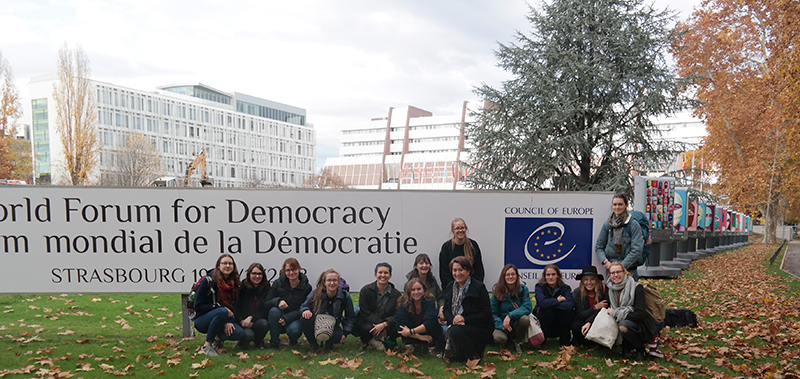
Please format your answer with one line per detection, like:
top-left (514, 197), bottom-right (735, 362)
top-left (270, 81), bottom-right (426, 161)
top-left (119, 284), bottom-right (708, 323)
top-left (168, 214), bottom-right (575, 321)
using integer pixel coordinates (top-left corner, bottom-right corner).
top-left (575, 265), bottom-right (603, 281)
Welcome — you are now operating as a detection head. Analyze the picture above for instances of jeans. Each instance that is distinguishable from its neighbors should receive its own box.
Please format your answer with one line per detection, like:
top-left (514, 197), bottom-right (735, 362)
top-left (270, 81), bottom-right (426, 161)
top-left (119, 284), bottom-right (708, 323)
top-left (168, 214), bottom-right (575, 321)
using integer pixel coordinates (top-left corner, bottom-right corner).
top-left (194, 307), bottom-right (245, 344)
top-left (267, 307), bottom-right (303, 346)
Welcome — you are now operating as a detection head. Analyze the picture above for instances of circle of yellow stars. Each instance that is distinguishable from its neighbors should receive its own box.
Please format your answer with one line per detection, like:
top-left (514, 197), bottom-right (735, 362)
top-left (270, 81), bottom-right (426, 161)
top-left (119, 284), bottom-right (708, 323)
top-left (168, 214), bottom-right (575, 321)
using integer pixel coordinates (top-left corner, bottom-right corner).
top-left (534, 229), bottom-right (563, 259)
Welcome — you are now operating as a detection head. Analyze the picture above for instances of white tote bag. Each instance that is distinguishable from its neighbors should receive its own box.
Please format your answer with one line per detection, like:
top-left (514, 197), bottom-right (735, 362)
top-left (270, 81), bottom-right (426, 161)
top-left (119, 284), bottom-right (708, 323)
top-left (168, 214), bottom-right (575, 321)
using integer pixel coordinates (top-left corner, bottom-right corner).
top-left (585, 310), bottom-right (618, 349)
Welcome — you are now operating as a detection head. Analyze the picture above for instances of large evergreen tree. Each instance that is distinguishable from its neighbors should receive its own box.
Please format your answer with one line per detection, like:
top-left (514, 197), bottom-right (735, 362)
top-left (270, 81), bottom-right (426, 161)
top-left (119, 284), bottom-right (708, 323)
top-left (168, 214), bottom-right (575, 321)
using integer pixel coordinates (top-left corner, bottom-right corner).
top-left (469, 0), bottom-right (689, 192)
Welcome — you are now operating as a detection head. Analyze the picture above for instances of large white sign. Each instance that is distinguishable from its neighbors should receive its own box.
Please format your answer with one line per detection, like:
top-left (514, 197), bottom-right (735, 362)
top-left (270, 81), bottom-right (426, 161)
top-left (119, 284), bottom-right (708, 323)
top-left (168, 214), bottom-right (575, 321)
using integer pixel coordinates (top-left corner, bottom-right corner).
top-left (0, 187), bottom-right (612, 293)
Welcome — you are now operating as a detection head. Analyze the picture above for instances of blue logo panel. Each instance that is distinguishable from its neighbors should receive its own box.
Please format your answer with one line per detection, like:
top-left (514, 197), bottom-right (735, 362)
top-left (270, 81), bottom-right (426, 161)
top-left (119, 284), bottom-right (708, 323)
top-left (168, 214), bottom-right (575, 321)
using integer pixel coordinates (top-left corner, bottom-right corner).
top-left (505, 217), bottom-right (593, 270)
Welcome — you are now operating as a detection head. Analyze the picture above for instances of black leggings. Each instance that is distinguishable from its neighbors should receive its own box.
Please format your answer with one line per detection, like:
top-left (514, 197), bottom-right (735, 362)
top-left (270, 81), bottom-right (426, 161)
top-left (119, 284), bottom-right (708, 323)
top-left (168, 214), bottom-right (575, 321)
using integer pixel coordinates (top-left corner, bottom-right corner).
top-left (536, 307), bottom-right (575, 345)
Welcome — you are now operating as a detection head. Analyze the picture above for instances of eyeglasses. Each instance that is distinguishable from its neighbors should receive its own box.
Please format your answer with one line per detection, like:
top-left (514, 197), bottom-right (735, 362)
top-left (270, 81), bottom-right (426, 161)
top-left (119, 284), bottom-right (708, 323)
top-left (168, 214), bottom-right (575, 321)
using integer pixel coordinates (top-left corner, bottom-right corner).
top-left (220, 262), bottom-right (234, 266)
top-left (609, 270), bottom-right (625, 275)
top-left (453, 227), bottom-right (467, 231)
top-left (251, 272), bottom-right (263, 276)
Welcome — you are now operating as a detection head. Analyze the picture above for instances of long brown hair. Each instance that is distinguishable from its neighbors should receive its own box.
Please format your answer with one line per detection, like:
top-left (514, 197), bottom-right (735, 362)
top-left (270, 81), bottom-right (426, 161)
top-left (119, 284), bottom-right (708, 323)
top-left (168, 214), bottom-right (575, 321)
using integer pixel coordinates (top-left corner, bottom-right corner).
top-left (242, 262), bottom-right (269, 292)
top-left (212, 254), bottom-right (241, 286)
top-left (450, 218), bottom-right (474, 263)
top-left (538, 264), bottom-right (565, 288)
top-left (310, 269), bottom-right (339, 314)
top-left (493, 264), bottom-right (521, 301)
top-left (398, 278), bottom-right (432, 313)
top-left (578, 275), bottom-right (604, 303)
top-left (280, 258), bottom-right (301, 275)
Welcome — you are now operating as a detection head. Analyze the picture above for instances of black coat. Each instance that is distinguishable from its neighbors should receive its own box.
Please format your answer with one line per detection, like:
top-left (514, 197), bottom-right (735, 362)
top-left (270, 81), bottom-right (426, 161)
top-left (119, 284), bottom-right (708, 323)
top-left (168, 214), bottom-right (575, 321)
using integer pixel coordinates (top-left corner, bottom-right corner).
top-left (439, 239), bottom-right (485, 289)
top-left (442, 279), bottom-right (493, 336)
top-left (572, 286), bottom-right (608, 326)
top-left (235, 282), bottom-right (270, 324)
top-left (264, 273), bottom-right (312, 326)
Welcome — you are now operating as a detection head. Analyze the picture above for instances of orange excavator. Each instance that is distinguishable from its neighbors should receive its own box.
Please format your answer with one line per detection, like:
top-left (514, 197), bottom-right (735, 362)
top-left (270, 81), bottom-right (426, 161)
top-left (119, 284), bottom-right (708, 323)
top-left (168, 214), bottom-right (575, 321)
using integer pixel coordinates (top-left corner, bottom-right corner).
top-left (186, 148), bottom-right (213, 187)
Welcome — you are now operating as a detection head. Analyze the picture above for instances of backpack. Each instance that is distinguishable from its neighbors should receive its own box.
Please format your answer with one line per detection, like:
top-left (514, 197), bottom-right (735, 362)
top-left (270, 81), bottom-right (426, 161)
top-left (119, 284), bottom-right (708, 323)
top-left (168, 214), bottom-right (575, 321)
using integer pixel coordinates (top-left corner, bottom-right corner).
top-left (643, 283), bottom-right (666, 324)
top-left (629, 211), bottom-right (651, 266)
top-left (187, 274), bottom-right (214, 320)
top-left (338, 277), bottom-right (350, 292)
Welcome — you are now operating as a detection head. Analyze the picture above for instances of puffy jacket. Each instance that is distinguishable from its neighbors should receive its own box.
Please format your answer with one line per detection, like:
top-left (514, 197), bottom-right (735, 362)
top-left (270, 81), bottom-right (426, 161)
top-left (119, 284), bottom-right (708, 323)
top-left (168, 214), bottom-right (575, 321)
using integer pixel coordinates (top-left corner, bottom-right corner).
top-left (595, 214), bottom-right (644, 270)
top-left (264, 273), bottom-right (312, 326)
top-left (490, 285), bottom-right (533, 330)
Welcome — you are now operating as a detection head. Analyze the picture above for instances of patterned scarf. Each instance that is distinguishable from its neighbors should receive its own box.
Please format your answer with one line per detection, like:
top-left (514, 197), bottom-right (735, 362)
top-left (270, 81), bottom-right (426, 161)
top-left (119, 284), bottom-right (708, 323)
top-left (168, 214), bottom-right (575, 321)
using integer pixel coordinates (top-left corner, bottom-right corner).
top-left (608, 211), bottom-right (629, 254)
top-left (450, 277), bottom-right (472, 317)
top-left (215, 277), bottom-right (238, 310)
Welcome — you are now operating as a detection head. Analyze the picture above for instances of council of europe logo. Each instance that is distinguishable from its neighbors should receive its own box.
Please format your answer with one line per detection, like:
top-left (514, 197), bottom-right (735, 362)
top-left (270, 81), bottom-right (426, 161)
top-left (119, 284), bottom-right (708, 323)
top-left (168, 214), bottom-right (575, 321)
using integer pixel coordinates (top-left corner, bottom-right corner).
top-left (504, 217), bottom-right (593, 269)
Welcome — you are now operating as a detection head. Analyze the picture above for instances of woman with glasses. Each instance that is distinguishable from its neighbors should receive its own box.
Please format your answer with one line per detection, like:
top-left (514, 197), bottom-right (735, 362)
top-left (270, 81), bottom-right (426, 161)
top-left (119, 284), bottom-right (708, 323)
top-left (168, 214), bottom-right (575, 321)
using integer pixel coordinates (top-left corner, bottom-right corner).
top-left (490, 264), bottom-right (533, 353)
top-left (235, 263), bottom-right (271, 349)
top-left (264, 258), bottom-right (312, 349)
top-left (194, 254), bottom-right (245, 356)
top-left (300, 269), bottom-right (356, 354)
top-left (605, 262), bottom-right (656, 361)
top-left (439, 218), bottom-right (485, 290)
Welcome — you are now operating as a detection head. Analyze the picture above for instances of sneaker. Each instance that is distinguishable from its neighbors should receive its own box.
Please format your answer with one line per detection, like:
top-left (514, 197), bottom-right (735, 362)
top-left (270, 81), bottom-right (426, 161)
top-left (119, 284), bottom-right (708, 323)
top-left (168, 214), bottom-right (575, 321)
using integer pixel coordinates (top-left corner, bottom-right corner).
top-left (369, 337), bottom-right (386, 351)
top-left (201, 345), bottom-right (219, 357)
top-left (647, 346), bottom-right (664, 358)
top-left (514, 342), bottom-right (523, 354)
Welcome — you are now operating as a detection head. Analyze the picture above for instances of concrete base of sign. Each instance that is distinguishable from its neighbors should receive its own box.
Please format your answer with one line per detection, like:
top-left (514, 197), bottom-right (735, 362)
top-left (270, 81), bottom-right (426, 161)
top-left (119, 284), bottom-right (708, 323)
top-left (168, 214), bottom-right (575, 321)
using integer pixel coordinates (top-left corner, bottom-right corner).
top-left (660, 259), bottom-right (691, 269)
top-left (638, 266), bottom-right (683, 278)
top-left (676, 251), bottom-right (705, 260)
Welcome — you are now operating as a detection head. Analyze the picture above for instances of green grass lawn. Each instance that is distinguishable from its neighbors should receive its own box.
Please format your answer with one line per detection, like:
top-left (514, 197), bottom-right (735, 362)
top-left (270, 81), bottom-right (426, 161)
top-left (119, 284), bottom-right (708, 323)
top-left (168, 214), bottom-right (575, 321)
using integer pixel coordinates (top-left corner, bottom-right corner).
top-left (1, 240), bottom-right (798, 378)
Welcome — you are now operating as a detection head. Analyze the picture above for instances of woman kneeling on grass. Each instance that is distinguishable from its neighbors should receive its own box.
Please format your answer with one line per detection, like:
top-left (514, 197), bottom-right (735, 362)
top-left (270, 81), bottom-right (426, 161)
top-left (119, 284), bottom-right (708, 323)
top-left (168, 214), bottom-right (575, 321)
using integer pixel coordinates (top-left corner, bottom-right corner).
top-left (397, 278), bottom-right (443, 355)
top-left (605, 262), bottom-right (656, 361)
top-left (300, 269), bottom-right (356, 354)
top-left (490, 264), bottom-right (533, 353)
top-left (571, 265), bottom-right (608, 347)
top-left (264, 258), bottom-right (312, 349)
top-left (533, 264), bottom-right (575, 346)
top-left (194, 254), bottom-right (245, 356)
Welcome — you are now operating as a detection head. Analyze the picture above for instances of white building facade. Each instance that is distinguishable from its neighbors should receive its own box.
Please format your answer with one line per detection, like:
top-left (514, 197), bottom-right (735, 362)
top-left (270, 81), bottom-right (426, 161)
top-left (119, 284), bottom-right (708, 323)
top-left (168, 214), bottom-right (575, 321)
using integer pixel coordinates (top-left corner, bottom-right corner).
top-left (323, 103), bottom-right (474, 190)
top-left (29, 75), bottom-right (315, 187)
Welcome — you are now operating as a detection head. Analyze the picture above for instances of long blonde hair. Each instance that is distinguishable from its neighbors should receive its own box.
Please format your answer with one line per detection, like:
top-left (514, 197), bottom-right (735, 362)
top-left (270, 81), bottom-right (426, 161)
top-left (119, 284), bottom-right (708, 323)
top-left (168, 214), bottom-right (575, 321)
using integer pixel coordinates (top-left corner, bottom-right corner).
top-left (310, 269), bottom-right (339, 314)
top-left (398, 278), bottom-right (432, 313)
top-left (450, 218), bottom-right (474, 263)
top-left (578, 275), bottom-right (604, 303)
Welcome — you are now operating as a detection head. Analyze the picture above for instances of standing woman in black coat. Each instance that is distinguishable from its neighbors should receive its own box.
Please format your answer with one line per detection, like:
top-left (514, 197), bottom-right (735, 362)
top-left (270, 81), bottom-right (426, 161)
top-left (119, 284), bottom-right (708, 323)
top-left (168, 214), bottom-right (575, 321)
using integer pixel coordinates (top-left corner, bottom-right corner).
top-left (439, 218), bottom-right (485, 290)
top-left (235, 263), bottom-right (271, 349)
top-left (606, 262), bottom-right (656, 361)
top-left (570, 266), bottom-right (608, 347)
top-left (440, 256), bottom-right (492, 367)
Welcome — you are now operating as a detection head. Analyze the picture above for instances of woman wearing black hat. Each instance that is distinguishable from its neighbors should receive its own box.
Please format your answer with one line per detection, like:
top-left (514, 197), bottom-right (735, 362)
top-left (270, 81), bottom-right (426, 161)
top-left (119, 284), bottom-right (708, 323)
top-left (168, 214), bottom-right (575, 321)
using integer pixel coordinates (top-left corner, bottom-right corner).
top-left (570, 266), bottom-right (608, 346)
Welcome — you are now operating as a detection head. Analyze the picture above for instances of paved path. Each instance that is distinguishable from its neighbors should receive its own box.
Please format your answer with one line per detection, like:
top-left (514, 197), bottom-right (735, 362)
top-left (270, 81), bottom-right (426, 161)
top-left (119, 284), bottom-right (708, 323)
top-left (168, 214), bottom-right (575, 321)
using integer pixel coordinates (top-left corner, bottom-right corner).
top-left (781, 240), bottom-right (800, 280)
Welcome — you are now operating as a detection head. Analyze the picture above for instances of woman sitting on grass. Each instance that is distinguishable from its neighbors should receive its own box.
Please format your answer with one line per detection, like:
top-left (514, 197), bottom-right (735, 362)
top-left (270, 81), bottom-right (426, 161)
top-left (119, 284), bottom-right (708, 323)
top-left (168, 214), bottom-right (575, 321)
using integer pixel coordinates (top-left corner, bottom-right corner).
top-left (396, 278), bottom-right (443, 355)
top-left (441, 256), bottom-right (493, 367)
top-left (194, 254), bottom-right (245, 356)
top-left (300, 269), bottom-right (356, 354)
top-left (490, 264), bottom-right (533, 353)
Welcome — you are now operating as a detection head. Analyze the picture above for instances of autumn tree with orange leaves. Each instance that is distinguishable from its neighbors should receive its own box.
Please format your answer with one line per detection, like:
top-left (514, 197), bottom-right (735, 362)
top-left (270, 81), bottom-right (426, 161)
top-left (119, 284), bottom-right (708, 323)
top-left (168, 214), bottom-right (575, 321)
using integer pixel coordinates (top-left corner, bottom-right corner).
top-left (0, 49), bottom-right (27, 180)
top-left (673, 0), bottom-right (800, 243)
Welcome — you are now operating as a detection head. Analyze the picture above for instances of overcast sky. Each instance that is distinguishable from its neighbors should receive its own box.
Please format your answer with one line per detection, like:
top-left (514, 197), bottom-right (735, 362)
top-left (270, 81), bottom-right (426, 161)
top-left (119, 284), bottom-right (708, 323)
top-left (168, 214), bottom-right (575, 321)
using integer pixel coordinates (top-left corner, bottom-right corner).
top-left (1, 0), bottom-right (702, 170)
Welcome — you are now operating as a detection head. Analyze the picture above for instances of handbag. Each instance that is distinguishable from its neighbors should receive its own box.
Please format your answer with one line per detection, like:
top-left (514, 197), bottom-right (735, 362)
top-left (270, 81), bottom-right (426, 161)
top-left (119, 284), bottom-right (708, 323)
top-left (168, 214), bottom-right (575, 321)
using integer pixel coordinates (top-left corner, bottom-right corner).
top-left (510, 298), bottom-right (544, 347)
top-left (585, 309), bottom-right (618, 349)
top-left (314, 314), bottom-right (336, 342)
top-left (525, 314), bottom-right (545, 347)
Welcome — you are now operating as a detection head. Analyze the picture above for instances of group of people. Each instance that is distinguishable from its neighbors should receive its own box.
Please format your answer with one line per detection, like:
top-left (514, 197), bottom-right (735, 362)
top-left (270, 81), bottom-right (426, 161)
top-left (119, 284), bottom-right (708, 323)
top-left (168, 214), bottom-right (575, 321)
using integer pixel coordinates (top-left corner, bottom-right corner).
top-left (194, 196), bottom-right (661, 364)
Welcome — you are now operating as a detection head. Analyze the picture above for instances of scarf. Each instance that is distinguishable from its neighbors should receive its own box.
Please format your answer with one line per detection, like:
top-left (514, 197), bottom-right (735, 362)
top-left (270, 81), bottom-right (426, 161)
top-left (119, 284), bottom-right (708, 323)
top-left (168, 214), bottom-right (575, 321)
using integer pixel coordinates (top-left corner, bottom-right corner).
top-left (606, 275), bottom-right (636, 324)
top-left (216, 277), bottom-right (238, 310)
top-left (450, 277), bottom-right (472, 317)
top-left (608, 211), bottom-right (629, 254)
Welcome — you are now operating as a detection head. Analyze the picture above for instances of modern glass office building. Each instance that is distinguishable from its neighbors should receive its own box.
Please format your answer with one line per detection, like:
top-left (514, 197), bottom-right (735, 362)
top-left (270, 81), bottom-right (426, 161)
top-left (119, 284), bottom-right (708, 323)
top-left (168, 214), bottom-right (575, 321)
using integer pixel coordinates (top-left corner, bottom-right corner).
top-left (29, 75), bottom-right (315, 187)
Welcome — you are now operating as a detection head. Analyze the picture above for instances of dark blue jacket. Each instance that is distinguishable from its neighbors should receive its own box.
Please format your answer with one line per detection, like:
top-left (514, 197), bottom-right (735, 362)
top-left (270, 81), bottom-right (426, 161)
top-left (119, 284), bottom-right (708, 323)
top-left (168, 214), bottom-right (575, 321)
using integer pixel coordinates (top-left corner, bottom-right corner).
top-left (533, 282), bottom-right (574, 313)
top-left (395, 297), bottom-right (438, 334)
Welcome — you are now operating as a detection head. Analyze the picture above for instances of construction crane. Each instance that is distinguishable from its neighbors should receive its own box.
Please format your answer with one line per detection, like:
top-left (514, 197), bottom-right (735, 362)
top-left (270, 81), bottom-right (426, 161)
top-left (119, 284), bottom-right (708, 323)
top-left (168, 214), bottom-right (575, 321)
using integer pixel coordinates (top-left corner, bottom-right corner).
top-left (186, 148), bottom-right (213, 187)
